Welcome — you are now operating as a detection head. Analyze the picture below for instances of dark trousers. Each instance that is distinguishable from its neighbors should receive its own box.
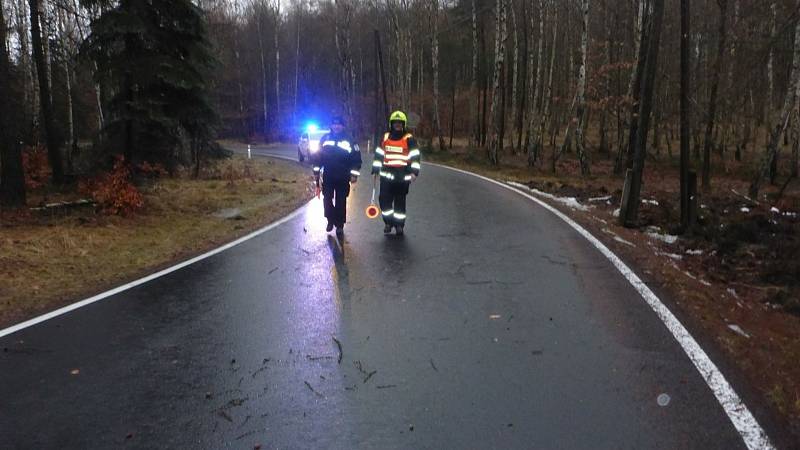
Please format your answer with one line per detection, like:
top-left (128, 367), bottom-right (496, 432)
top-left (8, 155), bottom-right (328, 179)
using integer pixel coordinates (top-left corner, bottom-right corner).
top-left (322, 179), bottom-right (350, 227)
top-left (379, 178), bottom-right (410, 225)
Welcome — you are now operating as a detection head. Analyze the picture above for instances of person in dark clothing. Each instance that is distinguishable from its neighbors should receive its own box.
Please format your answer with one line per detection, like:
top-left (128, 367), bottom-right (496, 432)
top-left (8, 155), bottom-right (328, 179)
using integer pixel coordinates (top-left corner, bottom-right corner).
top-left (312, 116), bottom-right (362, 236)
top-left (370, 111), bottom-right (421, 236)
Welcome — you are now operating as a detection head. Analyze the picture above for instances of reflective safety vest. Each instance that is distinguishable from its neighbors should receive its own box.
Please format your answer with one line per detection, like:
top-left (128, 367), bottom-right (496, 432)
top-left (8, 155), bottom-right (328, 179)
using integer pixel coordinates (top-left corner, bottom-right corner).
top-left (381, 132), bottom-right (412, 168)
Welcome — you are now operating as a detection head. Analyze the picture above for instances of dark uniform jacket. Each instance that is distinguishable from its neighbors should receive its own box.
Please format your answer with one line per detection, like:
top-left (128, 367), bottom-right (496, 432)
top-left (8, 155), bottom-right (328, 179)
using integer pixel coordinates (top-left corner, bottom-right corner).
top-left (312, 132), bottom-right (362, 183)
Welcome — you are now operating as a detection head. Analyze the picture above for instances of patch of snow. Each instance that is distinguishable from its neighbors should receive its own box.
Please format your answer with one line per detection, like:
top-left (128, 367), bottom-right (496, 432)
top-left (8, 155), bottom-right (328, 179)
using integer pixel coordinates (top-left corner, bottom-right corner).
top-left (612, 208), bottom-right (620, 217)
top-left (213, 208), bottom-right (244, 219)
top-left (614, 236), bottom-right (636, 247)
top-left (588, 195), bottom-right (612, 202)
top-left (642, 199), bottom-right (659, 206)
top-left (683, 271), bottom-right (697, 280)
top-left (727, 324), bottom-right (751, 339)
top-left (740, 207), bottom-right (750, 213)
top-left (507, 181), bottom-right (590, 211)
top-left (727, 288), bottom-right (739, 299)
top-left (699, 279), bottom-right (712, 286)
top-left (686, 249), bottom-right (704, 256)
top-left (701, 204), bottom-right (708, 209)
top-left (770, 206), bottom-right (780, 214)
top-left (602, 227), bottom-right (636, 247)
top-left (665, 253), bottom-right (683, 260)
top-left (645, 226), bottom-right (679, 244)
top-left (782, 211), bottom-right (797, 218)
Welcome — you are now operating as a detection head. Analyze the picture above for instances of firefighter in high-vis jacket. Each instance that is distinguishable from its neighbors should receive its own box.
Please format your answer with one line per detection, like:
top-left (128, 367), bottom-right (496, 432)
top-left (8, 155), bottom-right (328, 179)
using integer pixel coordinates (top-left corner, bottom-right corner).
top-left (312, 116), bottom-right (362, 236)
top-left (371, 111), bottom-right (421, 236)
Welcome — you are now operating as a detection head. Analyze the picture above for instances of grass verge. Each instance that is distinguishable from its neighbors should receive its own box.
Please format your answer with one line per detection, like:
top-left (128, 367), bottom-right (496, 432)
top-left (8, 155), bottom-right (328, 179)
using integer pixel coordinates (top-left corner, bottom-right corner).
top-left (0, 155), bottom-right (313, 328)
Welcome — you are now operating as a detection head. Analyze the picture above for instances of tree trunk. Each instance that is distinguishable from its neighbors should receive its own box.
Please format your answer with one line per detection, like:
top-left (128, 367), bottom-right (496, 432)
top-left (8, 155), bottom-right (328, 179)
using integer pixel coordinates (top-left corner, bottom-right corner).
top-left (765, 2), bottom-right (776, 125)
top-left (599, 2), bottom-right (611, 156)
top-left (572, 0), bottom-right (590, 175)
top-left (431, 0), bottom-right (445, 151)
top-left (680, 0), bottom-right (693, 229)
top-left (471, 0), bottom-right (479, 147)
top-left (257, 8), bottom-right (268, 139)
top-left (487, 0), bottom-right (508, 165)
top-left (450, 78), bottom-right (456, 149)
top-left (701, 0), bottom-right (728, 190)
top-left (508, 0), bottom-right (520, 152)
top-left (621, 0), bottom-right (665, 227)
top-left (29, 0), bottom-right (63, 184)
top-left (515, 0), bottom-right (529, 152)
top-left (39, 0), bottom-right (52, 105)
top-left (293, 11), bottom-right (300, 126)
top-left (234, 42), bottom-right (247, 138)
top-left (793, 111), bottom-right (800, 179)
top-left (0, 3), bottom-right (26, 207)
top-left (526, 0), bottom-right (545, 166)
top-left (57, 7), bottom-right (78, 170)
top-left (274, 0), bottom-right (281, 131)
top-left (541, 3), bottom-right (557, 166)
top-left (14, 0), bottom-right (34, 138)
top-left (751, 1), bottom-right (800, 198)
top-left (615, 0), bottom-right (647, 174)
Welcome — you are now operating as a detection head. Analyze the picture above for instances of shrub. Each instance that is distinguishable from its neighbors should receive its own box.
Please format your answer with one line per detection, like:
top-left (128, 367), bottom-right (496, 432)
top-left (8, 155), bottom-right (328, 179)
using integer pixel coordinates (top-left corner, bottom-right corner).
top-left (79, 156), bottom-right (143, 216)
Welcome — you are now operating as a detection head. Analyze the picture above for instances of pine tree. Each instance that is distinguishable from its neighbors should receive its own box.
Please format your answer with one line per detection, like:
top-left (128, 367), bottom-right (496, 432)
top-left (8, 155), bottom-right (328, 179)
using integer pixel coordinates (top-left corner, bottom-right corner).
top-left (83, 0), bottom-right (218, 169)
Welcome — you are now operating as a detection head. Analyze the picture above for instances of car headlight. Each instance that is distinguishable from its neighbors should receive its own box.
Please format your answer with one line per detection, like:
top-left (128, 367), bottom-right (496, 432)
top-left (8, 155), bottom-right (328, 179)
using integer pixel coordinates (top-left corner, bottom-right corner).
top-left (310, 141), bottom-right (320, 153)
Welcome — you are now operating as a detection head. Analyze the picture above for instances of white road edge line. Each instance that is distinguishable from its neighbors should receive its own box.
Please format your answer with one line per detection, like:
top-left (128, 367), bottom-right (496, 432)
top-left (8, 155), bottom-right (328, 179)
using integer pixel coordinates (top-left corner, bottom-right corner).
top-left (0, 152), bottom-right (311, 339)
top-left (429, 162), bottom-right (773, 450)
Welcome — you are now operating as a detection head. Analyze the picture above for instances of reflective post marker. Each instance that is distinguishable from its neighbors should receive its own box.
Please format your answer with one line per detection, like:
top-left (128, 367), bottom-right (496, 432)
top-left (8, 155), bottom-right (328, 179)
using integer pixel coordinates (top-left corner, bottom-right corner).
top-left (247, 144), bottom-right (251, 159)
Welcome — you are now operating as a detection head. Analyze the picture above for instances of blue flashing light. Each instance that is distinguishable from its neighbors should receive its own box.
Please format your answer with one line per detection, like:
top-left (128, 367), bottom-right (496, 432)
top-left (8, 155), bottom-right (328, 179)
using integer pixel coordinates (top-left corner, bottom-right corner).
top-left (305, 123), bottom-right (319, 133)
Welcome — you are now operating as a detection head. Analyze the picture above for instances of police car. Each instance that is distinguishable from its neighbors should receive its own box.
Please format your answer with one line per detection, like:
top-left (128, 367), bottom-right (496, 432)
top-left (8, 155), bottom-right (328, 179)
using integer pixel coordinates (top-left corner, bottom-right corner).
top-left (297, 124), bottom-right (330, 162)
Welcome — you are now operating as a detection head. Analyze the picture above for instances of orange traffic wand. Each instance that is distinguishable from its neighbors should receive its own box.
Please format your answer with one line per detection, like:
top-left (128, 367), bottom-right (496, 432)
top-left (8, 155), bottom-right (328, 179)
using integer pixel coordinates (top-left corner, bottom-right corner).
top-left (365, 175), bottom-right (380, 219)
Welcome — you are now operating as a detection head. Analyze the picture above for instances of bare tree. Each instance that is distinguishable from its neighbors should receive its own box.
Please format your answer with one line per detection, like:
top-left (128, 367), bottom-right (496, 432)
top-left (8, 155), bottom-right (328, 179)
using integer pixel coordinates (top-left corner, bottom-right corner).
top-left (750, 0), bottom-right (800, 198)
top-left (256, 1), bottom-right (269, 138)
top-left (525, 0), bottom-right (544, 165)
top-left (615, 0), bottom-right (646, 174)
top-left (680, 0), bottom-right (693, 229)
top-left (430, 0), bottom-right (444, 150)
top-left (621, 0), bottom-right (665, 226)
top-left (274, 0), bottom-right (281, 129)
top-left (508, 0), bottom-right (519, 152)
top-left (29, 0), bottom-right (63, 183)
top-left (1, 0), bottom-right (26, 207)
top-left (470, 0), bottom-right (479, 147)
top-left (766, 1), bottom-right (776, 125)
top-left (701, 0), bottom-right (728, 189)
top-left (487, 0), bottom-right (508, 165)
top-left (572, 0), bottom-right (590, 175)
top-left (541, 2), bottom-right (557, 165)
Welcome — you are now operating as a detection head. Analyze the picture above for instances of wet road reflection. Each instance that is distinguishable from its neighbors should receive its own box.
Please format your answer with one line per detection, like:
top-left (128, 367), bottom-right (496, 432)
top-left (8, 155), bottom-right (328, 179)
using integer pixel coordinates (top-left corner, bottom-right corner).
top-left (0, 152), bottom-right (749, 449)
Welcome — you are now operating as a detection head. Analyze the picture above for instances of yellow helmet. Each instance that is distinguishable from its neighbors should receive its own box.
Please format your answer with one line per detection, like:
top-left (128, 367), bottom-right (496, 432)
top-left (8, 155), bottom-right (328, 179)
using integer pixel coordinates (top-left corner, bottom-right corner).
top-left (389, 110), bottom-right (407, 125)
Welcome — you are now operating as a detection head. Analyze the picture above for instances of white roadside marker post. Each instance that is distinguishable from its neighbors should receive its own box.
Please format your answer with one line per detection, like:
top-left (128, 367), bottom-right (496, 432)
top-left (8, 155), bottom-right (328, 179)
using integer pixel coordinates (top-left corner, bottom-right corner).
top-left (247, 144), bottom-right (251, 159)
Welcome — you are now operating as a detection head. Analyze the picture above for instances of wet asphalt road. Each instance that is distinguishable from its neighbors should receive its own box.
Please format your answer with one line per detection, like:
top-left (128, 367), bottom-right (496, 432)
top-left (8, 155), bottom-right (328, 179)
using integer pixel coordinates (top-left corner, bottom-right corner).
top-left (0, 145), bottom-right (747, 449)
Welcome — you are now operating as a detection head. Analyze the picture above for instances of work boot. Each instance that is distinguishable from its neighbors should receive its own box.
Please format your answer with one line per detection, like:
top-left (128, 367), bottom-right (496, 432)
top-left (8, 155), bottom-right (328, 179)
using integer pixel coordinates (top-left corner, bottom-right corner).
top-left (395, 225), bottom-right (404, 236)
top-left (326, 221), bottom-right (334, 232)
top-left (383, 224), bottom-right (393, 234)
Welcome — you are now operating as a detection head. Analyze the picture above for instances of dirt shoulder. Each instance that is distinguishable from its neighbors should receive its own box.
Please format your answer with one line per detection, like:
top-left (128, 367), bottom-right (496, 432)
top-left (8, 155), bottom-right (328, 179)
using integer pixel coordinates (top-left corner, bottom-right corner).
top-left (0, 156), bottom-right (313, 329)
top-left (428, 149), bottom-right (800, 445)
